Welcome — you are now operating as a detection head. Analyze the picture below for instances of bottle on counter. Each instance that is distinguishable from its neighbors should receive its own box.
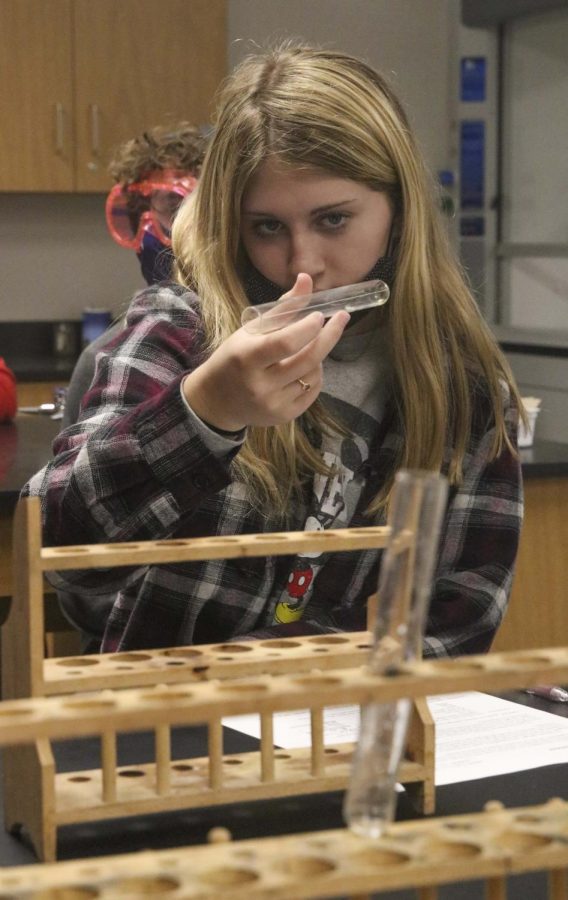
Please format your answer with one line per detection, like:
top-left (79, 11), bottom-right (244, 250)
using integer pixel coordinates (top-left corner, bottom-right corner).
top-left (82, 308), bottom-right (113, 348)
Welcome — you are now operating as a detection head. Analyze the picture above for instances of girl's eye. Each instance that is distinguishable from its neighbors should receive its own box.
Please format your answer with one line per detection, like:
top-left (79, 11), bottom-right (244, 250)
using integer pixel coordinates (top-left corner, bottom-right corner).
top-left (319, 211), bottom-right (349, 229)
top-left (253, 219), bottom-right (283, 237)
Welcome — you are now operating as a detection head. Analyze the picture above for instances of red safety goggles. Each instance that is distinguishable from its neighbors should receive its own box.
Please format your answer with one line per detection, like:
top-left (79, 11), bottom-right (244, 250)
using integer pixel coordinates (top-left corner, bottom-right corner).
top-left (105, 170), bottom-right (197, 249)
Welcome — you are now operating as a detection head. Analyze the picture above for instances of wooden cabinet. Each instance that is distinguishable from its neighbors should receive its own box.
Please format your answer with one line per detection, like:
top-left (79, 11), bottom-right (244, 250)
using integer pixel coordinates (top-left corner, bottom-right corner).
top-left (16, 382), bottom-right (64, 408)
top-left (493, 477), bottom-right (568, 653)
top-left (0, 0), bottom-right (226, 192)
top-left (0, 0), bottom-right (74, 191)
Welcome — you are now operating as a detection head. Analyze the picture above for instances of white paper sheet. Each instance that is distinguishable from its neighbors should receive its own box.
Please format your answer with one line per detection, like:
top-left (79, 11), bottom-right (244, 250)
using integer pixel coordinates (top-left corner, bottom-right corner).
top-left (225, 705), bottom-right (361, 751)
top-left (428, 692), bottom-right (568, 785)
top-left (223, 691), bottom-right (568, 785)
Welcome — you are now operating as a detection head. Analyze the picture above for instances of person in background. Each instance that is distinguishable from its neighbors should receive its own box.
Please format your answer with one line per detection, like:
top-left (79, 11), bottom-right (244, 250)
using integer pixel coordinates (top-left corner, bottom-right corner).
top-left (105, 121), bottom-right (206, 286)
top-left (0, 357), bottom-right (17, 422)
top-left (62, 122), bottom-right (207, 428)
top-left (54, 124), bottom-right (206, 649)
top-left (26, 44), bottom-right (524, 657)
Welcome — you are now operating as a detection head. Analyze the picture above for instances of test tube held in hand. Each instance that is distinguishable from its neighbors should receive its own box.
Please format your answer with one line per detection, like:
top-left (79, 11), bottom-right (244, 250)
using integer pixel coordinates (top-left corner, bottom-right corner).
top-left (241, 279), bottom-right (390, 334)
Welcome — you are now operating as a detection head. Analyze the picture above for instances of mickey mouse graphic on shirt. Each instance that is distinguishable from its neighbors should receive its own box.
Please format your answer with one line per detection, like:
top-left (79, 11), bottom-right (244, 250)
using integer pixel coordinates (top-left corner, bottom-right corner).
top-left (273, 452), bottom-right (349, 624)
top-left (277, 561), bottom-right (316, 623)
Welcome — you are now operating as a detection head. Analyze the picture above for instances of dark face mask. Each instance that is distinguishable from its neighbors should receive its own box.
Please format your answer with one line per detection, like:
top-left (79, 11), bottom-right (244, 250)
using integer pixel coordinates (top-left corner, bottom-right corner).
top-left (243, 255), bottom-right (396, 307)
top-left (136, 230), bottom-right (174, 285)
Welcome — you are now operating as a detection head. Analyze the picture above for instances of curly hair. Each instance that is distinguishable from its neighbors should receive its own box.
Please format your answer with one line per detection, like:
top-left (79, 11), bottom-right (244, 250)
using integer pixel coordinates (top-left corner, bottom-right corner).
top-left (108, 122), bottom-right (208, 186)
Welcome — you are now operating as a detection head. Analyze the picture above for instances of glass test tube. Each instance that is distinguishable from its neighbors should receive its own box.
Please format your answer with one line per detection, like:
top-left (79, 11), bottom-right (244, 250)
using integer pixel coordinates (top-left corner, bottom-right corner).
top-left (241, 279), bottom-right (390, 334)
top-left (343, 469), bottom-right (448, 839)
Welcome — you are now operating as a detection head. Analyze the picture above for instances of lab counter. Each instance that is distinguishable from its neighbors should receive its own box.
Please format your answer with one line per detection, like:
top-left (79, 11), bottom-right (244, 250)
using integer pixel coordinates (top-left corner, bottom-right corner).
top-left (0, 413), bottom-right (60, 504)
top-left (519, 440), bottom-right (568, 477)
top-left (1, 320), bottom-right (80, 384)
top-left (8, 356), bottom-right (77, 383)
top-left (0, 414), bottom-right (61, 627)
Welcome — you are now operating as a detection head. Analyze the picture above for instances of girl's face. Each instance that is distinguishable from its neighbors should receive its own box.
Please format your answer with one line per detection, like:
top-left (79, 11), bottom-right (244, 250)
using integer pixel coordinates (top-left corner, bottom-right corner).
top-left (240, 159), bottom-right (393, 292)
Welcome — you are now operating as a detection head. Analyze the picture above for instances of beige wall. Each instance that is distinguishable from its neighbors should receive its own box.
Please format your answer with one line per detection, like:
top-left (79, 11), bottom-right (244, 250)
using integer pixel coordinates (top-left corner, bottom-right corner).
top-left (0, 195), bottom-right (142, 322)
top-left (0, 0), bottom-right (457, 322)
top-left (228, 0), bottom-right (456, 173)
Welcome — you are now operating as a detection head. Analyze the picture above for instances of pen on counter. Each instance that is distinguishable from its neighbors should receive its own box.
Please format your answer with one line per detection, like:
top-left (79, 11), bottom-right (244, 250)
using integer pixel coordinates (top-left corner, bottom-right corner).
top-left (524, 685), bottom-right (568, 703)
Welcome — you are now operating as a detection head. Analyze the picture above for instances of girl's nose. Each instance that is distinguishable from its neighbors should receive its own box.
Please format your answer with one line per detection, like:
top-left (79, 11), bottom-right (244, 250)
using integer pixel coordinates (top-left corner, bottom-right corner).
top-left (288, 232), bottom-right (325, 284)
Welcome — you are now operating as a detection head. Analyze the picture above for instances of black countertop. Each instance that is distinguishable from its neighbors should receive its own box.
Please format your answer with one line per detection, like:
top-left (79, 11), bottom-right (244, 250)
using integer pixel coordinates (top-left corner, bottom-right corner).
top-left (0, 414), bottom-right (60, 504)
top-left (1, 416), bottom-right (568, 506)
top-left (9, 356), bottom-right (77, 383)
top-left (1, 321), bottom-right (81, 383)
top-left (518, 441), bottom-right (568, 477)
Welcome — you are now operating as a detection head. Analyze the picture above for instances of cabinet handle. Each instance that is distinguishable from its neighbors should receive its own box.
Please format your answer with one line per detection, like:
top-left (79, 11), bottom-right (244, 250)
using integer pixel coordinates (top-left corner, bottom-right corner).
top-left (89, 103), bottom-right (101, 159)
top-left (54, 103), bottom-right (65, 155)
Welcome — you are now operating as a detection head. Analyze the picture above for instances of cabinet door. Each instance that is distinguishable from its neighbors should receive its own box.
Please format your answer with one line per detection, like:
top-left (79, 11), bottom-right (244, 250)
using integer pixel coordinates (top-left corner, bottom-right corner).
top-left (73, 0), bottom-right (226, 191)
top-left (0, 0), bottom-right (74, 191)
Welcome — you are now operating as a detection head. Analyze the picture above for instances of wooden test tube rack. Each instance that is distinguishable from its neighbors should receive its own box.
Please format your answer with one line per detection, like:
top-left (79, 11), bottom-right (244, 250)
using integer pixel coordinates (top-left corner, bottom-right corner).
top-left (0, 645), bottom-right (567, 864)
top-left (0, 648), bottom-right (567, 745)
top-left (0, 799), bottom-right (566, 899)
top-left (2, 497), bottom-right (392, 700)
top-left (2, 497), bottom-right (434, 861)
top-left (0, 652), bottom-right (566, 895)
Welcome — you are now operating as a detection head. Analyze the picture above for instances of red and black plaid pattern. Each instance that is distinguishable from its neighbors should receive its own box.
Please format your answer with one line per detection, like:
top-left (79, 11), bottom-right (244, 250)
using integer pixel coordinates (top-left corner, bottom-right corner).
top-left (24, 284), bottom-right (523, 658)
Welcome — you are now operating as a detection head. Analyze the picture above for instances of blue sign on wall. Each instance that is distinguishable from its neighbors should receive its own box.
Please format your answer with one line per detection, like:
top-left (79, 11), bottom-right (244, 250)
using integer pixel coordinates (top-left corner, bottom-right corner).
top-left (461, 57), bottom-right (486, 102)
top-left (460, 120), bottom-right (485, 210)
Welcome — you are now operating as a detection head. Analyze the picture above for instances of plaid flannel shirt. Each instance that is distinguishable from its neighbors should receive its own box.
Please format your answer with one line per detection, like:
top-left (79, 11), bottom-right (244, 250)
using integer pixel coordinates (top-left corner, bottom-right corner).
top-left (24, 283), bottom-right (523, 657)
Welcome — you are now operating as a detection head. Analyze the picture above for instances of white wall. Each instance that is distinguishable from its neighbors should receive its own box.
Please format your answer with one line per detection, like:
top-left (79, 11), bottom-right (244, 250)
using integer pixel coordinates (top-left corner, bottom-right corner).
top-left (498, 9), bottom-right (568, 444)
top-left (506, 353), bottom-right (568, 445)
top-left (0, 195), bottom-right (142, 321)
top-left (0, 0), bottom-right (457, 322)
top-left (228, 0), bottom-right (456, 173)
top-left (501, 9), bottom-right (568, 335)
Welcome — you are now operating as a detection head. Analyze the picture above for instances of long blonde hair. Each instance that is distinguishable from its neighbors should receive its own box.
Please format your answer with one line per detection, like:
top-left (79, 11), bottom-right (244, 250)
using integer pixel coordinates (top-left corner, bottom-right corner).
top-left (172, 43), bottom-right (521, 518)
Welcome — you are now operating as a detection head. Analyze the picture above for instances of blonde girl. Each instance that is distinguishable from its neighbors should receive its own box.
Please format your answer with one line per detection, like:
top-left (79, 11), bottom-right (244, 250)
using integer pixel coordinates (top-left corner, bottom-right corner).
top-left (26, 44), bottom-right (523, 657)
top-left (174, 44), bottom-right (522, 519)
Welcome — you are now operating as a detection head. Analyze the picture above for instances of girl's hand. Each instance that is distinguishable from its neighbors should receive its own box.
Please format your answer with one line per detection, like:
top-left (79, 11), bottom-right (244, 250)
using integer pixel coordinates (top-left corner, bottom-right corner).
top-left (183, 274), bottom-right (350, 431)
